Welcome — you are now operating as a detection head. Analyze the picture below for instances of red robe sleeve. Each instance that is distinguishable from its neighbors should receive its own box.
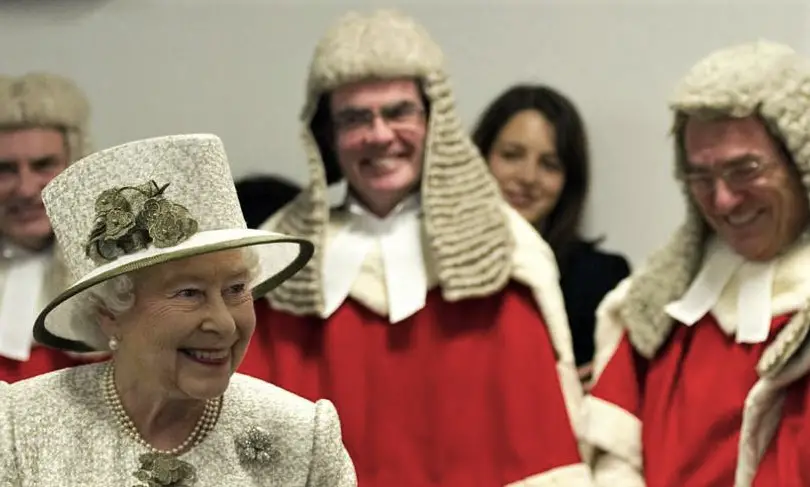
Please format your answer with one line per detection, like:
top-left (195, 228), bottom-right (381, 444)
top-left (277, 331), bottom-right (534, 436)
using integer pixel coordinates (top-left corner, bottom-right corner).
top-left (753, 372), bottom-right (810, 486)
top-left (584, 280), bottom-right (646, 487)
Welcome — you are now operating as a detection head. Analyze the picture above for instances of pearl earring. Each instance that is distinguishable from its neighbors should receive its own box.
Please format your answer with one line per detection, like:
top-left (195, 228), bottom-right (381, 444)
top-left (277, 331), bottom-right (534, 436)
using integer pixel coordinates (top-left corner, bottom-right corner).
top-left (108, 337), bottom-right (119, 351)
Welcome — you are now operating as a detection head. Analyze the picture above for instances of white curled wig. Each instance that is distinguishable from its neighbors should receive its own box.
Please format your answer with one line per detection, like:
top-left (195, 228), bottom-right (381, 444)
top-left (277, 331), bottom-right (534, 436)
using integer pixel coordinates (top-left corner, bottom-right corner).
top-left (266, 9), bottom-right (514, 316)
top-left (0, 72), bottom-right (93, 162)
top-left (619, 40), bottom-right (810, 367)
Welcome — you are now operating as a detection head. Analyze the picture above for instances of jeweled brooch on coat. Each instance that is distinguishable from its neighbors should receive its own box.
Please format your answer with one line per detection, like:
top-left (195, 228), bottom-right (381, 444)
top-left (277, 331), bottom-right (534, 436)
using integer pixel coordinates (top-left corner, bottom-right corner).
top-left (235, 426), bottom-right (279, 467)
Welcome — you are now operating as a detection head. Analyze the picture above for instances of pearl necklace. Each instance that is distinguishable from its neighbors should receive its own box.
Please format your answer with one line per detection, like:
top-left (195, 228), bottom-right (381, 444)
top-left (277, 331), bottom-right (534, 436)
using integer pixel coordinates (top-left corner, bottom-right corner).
top-left (103, 363), bottom-right (222, 456)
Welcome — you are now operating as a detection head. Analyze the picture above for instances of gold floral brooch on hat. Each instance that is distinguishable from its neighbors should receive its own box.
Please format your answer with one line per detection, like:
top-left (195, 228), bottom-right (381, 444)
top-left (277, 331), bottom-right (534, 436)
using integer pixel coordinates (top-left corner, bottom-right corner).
top-left (85, 180), bottom-right (198, 264)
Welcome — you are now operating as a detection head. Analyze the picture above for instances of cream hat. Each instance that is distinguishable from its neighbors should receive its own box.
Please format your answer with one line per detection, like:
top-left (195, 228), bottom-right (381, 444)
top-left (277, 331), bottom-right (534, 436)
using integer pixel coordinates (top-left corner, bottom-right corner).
top-left (33, 134), bottom-right (314, 352)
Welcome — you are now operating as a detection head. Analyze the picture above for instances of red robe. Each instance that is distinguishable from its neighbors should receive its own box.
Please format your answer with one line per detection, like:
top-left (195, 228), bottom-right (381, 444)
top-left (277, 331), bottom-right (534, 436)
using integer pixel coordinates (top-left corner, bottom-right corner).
top-left (240, 281), bottom-right (583, 486)
top-left (0, 345), bottom-right (94, 383)
top-left (590, 312), bottom-right (810, 485)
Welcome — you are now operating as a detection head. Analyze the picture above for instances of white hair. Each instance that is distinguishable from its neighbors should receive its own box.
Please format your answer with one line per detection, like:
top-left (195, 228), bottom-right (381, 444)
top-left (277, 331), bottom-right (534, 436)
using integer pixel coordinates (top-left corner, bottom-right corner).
top-left (72, 247), bottom-right (261, 345)
top-left (90, 274), bottom-right (137, 316)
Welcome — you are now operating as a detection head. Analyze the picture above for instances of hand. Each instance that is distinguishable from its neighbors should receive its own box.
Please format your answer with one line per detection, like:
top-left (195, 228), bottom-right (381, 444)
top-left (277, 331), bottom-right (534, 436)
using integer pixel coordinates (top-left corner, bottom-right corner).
top-left (578, 363), bottom-right (594, 393)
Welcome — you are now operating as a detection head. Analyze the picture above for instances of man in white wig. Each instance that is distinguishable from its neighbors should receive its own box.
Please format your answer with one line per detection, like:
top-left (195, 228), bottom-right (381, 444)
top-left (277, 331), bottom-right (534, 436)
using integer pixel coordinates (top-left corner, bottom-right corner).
top-left (239, 8), bottom-right (593, 487)
top-left (586, 40), bottom-right (810, 486)
top-left (0, 72), bottom-right (98, 382)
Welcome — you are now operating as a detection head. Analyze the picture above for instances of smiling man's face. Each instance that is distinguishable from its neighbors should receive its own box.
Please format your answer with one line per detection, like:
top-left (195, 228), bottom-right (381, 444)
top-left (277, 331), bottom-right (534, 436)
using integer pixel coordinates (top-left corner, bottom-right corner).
top-left (0, 127), bottom-right (68, 250)
top-left (683, 115), bottom-right (809, 260)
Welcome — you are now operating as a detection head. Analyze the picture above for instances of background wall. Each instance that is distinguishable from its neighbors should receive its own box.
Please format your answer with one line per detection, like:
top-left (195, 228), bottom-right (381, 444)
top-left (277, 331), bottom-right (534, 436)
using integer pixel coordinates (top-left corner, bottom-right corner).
top-left (1, 0), bottom-right (806, 266)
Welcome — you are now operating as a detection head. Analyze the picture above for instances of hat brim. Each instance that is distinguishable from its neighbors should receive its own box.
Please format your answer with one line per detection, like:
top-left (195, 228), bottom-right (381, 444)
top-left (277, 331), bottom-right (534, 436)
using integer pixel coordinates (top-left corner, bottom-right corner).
top-left (33, 228), bottom-right (314, 352)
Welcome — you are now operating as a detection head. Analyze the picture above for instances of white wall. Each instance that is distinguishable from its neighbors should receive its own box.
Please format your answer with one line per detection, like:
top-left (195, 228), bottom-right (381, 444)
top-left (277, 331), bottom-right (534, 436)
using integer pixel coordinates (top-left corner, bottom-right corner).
top-left (1, 0), bottom-right (807, 266)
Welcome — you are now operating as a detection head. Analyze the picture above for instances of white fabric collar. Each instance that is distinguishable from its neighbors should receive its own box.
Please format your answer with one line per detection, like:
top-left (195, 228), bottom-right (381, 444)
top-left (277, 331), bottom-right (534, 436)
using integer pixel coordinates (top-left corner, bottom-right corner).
top-left (321, 194), bottom-right (427, 323)
top-left (0, 241), bottom-right (52, 360)
top-left (664, 235), bottom-right (807, 344)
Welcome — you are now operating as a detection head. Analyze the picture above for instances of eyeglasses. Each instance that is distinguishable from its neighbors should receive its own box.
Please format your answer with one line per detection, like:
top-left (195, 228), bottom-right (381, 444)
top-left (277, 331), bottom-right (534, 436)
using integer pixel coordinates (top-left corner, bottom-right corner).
top-left (333, 101), bottom-right (426, 134)
top-left (679, 157), bottom-right (774, 194)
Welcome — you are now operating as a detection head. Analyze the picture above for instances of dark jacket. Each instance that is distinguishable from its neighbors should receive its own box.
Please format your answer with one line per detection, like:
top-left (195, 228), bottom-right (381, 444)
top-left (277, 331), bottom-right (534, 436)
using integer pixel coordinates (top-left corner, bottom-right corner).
top-left (558, 240), bottom-right (631, 366)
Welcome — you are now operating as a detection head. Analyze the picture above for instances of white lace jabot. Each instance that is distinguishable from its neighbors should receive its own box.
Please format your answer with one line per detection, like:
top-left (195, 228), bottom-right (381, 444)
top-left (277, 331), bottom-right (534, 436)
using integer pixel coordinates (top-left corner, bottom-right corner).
top-left (0, 242), bottom-right (51, 360)
top-left (321, 194), bottom-right (427, 323)
top-left (664, 236), bottom-right (810, 344)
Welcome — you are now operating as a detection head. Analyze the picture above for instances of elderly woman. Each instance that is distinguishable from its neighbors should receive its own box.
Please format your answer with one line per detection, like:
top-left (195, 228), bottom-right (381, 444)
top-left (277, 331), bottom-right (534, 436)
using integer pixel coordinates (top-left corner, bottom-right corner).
top-left (0, 134), bottom-right (357, 486)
